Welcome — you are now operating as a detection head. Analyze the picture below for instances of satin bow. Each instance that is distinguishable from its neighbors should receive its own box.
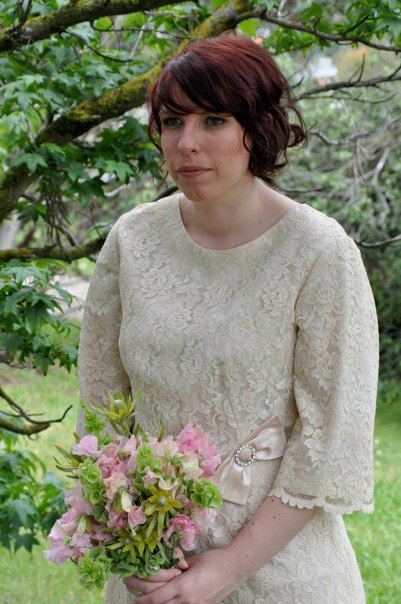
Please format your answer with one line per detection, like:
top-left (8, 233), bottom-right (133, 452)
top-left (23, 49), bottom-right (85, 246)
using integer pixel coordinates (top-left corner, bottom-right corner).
top-left (214, 416), bottom-right (286, 505)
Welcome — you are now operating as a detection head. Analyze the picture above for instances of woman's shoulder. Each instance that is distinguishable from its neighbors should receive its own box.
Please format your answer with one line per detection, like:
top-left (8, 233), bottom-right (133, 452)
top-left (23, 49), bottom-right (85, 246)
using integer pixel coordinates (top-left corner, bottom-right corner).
top-left (115, 193), bottom-right (179, 232)
top-left (293, 203), bottom-right (357, 257)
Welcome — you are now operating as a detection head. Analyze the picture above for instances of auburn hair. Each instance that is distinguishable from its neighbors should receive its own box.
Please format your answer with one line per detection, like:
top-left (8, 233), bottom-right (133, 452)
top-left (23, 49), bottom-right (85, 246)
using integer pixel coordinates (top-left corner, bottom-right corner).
top-left (148, 35), bottom-right (307, 186)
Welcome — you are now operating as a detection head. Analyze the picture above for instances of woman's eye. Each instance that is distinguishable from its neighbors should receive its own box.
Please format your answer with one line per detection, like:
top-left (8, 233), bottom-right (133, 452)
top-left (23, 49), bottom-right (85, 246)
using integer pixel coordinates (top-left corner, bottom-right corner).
top-left (162, 117), bottom-right (182, 127)
top-left (205, 116), bottom-right (225, 126)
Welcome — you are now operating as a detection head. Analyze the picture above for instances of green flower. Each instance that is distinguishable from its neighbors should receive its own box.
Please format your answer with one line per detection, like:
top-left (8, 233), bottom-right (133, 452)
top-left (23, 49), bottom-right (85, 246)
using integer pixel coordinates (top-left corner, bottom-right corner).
top-left (77, 549), bottom-right (111, 590)
top-left (82, 402), bottom-right (106, 441)
top-left (190, 478), bottom-right (223, 508)
top-left (79, 458), bottom-right (105, 504)
top-left (136, 443), bottom-right (162, 472)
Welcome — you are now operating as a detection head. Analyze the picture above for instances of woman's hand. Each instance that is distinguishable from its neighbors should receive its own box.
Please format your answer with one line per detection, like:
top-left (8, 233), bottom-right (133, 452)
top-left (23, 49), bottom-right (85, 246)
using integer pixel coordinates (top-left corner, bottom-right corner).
top-left (123, 549), bottom-right (189, 597)
top-left (123, 567), bottom-right (184, 597)
top-left (131, 548), bottom-right (239, 604)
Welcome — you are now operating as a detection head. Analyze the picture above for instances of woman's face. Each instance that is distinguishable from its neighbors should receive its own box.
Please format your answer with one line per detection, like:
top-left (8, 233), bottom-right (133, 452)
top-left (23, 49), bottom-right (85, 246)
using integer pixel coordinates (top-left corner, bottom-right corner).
top-left (160, 99), bottom-right (253, 204)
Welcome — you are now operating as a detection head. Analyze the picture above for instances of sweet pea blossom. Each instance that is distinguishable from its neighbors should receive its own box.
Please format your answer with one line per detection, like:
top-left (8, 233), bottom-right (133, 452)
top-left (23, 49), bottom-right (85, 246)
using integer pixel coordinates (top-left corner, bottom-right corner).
top-left (107, 508), bottom-right (127, 530)
top-left (71, 531), bottom-right (92, 551)
top-left (181, 452), bottom-right (203, 481)
top-left (120, 435), bottom-right (138, 455)
top-left (177, 423), bottom-right (201, 452)
top-left (143, 467), bottom-right (159, 487)
top-left (126, 450), bottom-right (138, 474)
top-left (44, 539), bottom-right (74, 564)
top-left (64, 483), bottom-right (93, 515)
top-left (128, 506), bottom-right (147, 528)
top-left (198, 444), bottom-right (221, 476)
top-left (72, 435), bottom-right (100, 457)
top-left (104, 472), bottom-right (128, 500)
top-left (58, 508), bottom-right (80, 536)
top-left (156, 436), bottom-right (179, 457)
top-left (191, 506), bottom-right (218, 530)
top-left (164, 514), bottom-right (201, 550)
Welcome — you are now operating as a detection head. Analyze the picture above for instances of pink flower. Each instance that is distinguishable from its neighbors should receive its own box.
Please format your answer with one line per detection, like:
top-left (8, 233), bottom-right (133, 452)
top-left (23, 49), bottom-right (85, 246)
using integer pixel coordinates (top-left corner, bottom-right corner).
top-left (143, 467), bottom-right (159, 487)
top-left (90, 523), bottom-right (110, 543)
top-left (155, 436), bottom-right (179, 456)
top-left (164, 514), bottom-right (201, 551)
top-left (72, 435), bottom-right (100, 457)
top-left (44, 540), bottom-right (73, 564)
top-left (107, 508), bottom-right (127, 530)
top-left (128, 506), bottom-right (147, 529)
top-left (97, 453), bottom-right (117, 478)
top-left (199, 444), bottom-right (221, 476)
top-left (126, 451), bottom-right (137, 474)
top-left (120, 435), bottom-right (138, 455)
top-left (70, 531), bottom-right (92, 551)
top-left (181, 452), bottom-right (203, 481)
top-left (115, 459), bottom-right (128, 475)
top-left (64, 483), bottom-right (93, 515)
top-left (177, 424), bottom-right (221, 476)
top-left (48, 519), bottom-right (66, 542)
top-left (191, 506), bottom-right (217, 530)
top-left (58, 509), bottom-right (79, 536)
top-left (102, 443), bottom-right (118, 458)
top-left (104, 472), bottom-right (128, 500)
top-left (177, 423), bottom-right (201, 452)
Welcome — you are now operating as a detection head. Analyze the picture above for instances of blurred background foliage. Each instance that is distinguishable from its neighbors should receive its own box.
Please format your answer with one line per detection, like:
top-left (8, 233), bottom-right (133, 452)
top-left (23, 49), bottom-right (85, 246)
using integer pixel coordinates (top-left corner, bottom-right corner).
top-left (0, 1), bottom-right (400, 599)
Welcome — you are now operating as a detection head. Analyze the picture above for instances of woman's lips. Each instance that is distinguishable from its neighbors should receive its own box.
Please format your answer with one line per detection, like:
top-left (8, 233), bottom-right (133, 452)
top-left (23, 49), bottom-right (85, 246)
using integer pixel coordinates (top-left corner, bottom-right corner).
top-left (177, 167), bottom-right (210, 178)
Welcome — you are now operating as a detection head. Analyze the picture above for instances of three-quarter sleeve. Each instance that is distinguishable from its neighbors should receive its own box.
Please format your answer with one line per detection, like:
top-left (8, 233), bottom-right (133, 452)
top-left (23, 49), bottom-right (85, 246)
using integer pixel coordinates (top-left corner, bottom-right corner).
top-left (270, 235), bottom-right (379, 514)
top-left (77, 222), bottom-right (131, 435)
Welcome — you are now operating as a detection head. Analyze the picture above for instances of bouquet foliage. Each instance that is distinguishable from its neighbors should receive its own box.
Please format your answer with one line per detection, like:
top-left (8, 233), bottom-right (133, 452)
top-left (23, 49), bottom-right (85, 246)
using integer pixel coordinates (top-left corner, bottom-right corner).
top-left (44, 391), bottom-right (222, 589)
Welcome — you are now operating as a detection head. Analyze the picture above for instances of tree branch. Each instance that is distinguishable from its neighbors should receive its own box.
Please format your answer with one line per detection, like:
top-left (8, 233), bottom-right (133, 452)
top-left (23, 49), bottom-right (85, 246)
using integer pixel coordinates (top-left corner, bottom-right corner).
top-left (309, 118), bottom-right (400, 146)
top-left (0, 385), bottom-right (72, 435)
top-left (260, 13), bottom-right (401, 53)
top-left (0, 233), bottom-right (107, 262)
top-left (0, 0), bottom-right (188, 53)
top-left (67, 29), bottom-right (138, 63)
top-left (295, 65), bottom-right (401, 101)
top-left (0, 0), bottom-right (251, 222)
top-left (0, 413), bottom-right (49, 434)
top-left (355, 234), bottom-right (401, 249)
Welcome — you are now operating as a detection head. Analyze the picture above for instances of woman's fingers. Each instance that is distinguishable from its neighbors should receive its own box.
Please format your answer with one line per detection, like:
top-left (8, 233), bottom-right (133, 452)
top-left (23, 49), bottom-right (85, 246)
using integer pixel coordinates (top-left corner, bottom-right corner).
top-left (135, 578), bottom-right (180, 603)
top-left (174, 547), bottom-right (189, 570)
top-left (123, 569), bottom-right (183, 594)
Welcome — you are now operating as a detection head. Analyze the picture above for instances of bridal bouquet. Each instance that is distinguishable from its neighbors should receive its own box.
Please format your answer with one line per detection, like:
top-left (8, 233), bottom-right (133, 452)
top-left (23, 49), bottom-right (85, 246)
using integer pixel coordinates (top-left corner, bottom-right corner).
top-left (44, 391), bottom-right (222, 589)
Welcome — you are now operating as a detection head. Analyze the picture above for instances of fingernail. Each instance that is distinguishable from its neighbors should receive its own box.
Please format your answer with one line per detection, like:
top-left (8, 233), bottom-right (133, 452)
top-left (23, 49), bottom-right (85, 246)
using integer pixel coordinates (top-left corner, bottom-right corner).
top-left (175, 570), bottom-right (182, 576)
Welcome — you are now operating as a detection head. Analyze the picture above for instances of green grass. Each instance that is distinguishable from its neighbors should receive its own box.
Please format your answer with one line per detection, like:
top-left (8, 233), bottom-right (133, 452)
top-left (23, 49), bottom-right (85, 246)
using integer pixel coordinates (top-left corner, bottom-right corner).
top-left (1, 365), bottom-right (400, 603)
top-left (0, 365), bottom-right (104, 604)
top-left (344, 397), bottom-right (401, 603)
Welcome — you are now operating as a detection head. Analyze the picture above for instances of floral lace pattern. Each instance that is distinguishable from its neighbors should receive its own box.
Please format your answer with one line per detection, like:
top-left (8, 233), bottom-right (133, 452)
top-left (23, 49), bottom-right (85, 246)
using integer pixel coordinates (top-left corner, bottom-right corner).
top-left (78, 196), bottom-right (378, 603)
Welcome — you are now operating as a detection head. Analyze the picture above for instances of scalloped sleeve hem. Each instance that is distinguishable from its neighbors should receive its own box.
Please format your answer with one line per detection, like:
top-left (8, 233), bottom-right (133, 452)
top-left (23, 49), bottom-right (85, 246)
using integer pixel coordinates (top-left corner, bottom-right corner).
top-left (269, 485), bottom-right (374, 515)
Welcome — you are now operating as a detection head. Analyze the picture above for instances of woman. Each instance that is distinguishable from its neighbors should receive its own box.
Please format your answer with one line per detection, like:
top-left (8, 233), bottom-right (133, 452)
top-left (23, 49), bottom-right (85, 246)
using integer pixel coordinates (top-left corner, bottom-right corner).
top-left (78, 35), bottom-right (378, 603)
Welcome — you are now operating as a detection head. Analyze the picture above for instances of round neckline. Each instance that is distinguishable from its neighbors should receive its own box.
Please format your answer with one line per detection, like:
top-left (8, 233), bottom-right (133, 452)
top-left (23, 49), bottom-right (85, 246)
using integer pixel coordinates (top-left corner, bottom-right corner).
top-left (173, 195), bottom-right (306, 254)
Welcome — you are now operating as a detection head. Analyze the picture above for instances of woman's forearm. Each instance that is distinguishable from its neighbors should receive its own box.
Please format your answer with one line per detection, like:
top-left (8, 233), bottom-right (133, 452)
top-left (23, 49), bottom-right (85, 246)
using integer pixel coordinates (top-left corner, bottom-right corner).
top-left (223, 495), bottom-right (317, 585)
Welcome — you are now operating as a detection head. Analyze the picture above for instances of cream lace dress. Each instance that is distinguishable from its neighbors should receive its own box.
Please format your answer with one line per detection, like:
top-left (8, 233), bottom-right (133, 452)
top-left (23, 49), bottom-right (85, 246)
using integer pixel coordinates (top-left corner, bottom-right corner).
top-left (78, 195), bottom-right (378, 604)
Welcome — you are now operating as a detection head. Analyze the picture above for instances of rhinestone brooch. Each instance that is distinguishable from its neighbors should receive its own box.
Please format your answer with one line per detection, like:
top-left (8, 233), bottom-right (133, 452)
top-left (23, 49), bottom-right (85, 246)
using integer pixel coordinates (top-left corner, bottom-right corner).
top-left (234, 444), bottom-right (257, 467)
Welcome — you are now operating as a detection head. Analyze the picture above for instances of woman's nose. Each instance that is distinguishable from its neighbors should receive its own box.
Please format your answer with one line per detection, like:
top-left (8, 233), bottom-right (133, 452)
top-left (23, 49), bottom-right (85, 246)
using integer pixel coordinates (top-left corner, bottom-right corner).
top-left (177, 124), bottom-right (200, 153)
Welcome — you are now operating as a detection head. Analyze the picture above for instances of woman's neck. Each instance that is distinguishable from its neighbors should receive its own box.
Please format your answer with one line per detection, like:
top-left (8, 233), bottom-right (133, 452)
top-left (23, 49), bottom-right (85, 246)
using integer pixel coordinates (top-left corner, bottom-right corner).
top-left (179, 181), bottom-right (298, 250)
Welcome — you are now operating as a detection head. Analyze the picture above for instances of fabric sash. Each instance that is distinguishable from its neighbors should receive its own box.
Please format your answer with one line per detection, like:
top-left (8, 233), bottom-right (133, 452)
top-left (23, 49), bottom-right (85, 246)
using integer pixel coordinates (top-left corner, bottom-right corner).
top-left (214, 416), bottom-right (286, 505)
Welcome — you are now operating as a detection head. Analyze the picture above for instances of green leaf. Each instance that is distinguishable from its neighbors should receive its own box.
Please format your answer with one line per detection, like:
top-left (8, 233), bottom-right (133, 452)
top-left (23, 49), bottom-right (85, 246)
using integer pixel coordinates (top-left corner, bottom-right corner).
top-left (210, 0), bottom-right (226, 8)
top-left (238, 18), bottom-right (261, 36)
top-left (13, 153), bottom-right (48, 172)
top-left (299, 2), bottom-right (325, 22)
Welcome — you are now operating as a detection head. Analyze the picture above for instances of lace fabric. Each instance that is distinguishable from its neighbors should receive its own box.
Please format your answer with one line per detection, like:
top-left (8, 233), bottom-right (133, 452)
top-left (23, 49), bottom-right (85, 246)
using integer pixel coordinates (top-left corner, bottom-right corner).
top-left (78, 195), bottom-right (378, 603)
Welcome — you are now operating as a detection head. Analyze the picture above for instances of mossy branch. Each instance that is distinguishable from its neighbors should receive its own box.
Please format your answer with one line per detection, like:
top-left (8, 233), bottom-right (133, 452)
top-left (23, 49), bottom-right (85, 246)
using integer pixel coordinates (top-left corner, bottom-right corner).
top-left (0, 413), bottom-right (50, 434)
top-left (0, 386), bottom-right (72, 435)
top-left (0, 0), bottom-right (187, 53)
top-left (0, 0), bottom-right (251, 223)
top-left (0, 233), bottom-right (107, 262)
